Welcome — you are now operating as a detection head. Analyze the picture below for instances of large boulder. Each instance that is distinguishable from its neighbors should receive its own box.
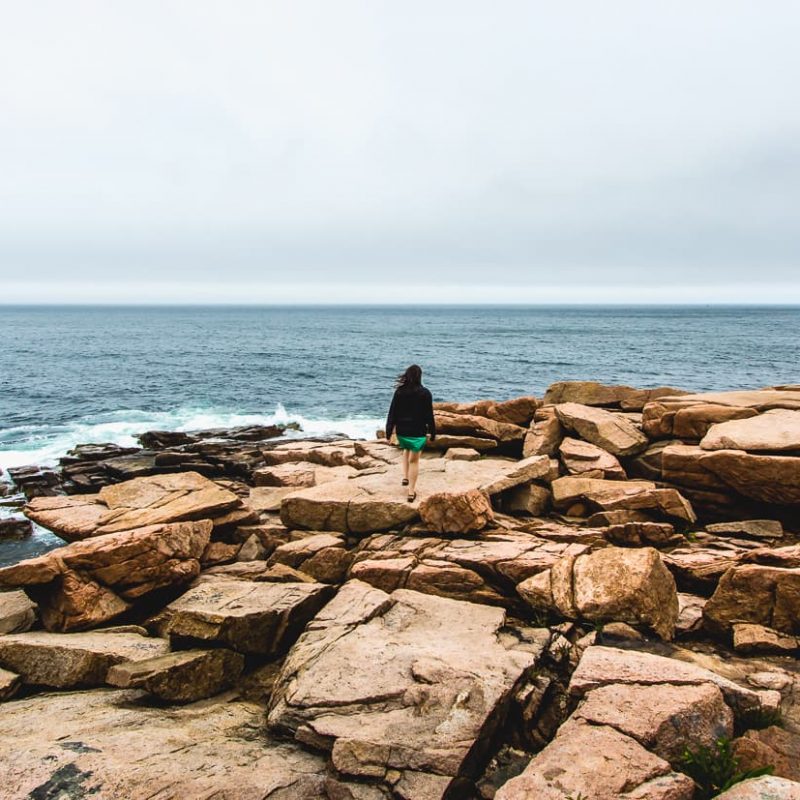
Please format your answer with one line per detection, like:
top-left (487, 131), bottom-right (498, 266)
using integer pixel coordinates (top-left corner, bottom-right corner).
top-left (700, 409), bottom-right (800, 452)
top-left (644, 402), bottom-right (760, 440)
top-left (155, 579), bottom-right (333, 655)
top-left (703, 564), bottom-right (800, 635)
top-left (518, 547), bottom-right (679, 639)
top-left (436, 396), bottom-right (540, 427)
top-left (0, 520), bottom-right (211, 631)
top-left (0, 630), bottom-right (168, 688)
top-left (555, 403), bottom-right (649, 456)
top-left (267, 580), bottom-right (537, 795)
top-left (0, 689), bottom-right (327, 798)
top-left (24, 472), bottom-right (241, 541)
top-left (495, 717), bottom-right (694, 799)
top-left (419, 489), bottom-right (494, 534)
top-left (573, 681), bottom-right (733, 765)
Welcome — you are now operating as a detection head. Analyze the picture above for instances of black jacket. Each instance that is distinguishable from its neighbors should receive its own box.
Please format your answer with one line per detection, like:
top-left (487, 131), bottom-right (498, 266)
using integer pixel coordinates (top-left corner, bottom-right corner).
top-left (386, 384), bottom-right (436, 440)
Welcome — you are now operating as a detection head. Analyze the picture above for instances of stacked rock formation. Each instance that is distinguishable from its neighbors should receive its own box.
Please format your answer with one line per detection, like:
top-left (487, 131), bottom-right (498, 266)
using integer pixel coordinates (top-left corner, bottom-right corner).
top-left (0, 381), bottom-right (798, 799)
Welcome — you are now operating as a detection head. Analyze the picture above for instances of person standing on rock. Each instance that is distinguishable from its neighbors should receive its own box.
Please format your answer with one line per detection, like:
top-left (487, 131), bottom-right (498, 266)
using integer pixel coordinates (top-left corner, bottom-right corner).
top-left (385, 364), bottom-right (436, 503)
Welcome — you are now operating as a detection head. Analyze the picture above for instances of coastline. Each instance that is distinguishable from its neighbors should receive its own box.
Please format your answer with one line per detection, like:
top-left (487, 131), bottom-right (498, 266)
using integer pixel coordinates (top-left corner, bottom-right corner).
top-left (0, 379), bottom-right (799, 797)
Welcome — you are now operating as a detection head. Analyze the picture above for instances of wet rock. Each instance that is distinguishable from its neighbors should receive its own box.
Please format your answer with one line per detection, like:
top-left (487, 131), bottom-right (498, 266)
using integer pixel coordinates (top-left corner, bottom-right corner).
top-left (106, 648), bottom-right (245, 702)
top-left (704, 564), bottom-right (800, 635)
top-left (0, 689), bottom-right (327, 798)
top-left (701, 409), bottom-right (800, 452)
top-left (0, 518), bottom-right (33, 538)
top-left (6, 465), bottom-right (63, 499)
top-left (494, 717), bottom-right (694, 799)
top-left (555, 402), bottom-right (649, 456)
top-left (0, 520), bottom-right (211, 631)
top-left (268, 580), bottom-right (537, 794)
top-left (0, 590), bottom-right (37, 634)
top-left (419, 489), bottom-right (494, 534)
top-left (559, 436), bottom-right (626, 479)
top-left (518, 546), bottom-right (679, 639)
top-left (156, 579), bottom-right (333, 655)
top-left (0, 630), bottom-right (168, 688)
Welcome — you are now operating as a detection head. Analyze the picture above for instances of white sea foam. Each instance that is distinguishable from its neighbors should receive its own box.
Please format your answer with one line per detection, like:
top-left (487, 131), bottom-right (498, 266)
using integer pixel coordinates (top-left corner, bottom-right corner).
top-left (0, 404), bottom-right (383, 472)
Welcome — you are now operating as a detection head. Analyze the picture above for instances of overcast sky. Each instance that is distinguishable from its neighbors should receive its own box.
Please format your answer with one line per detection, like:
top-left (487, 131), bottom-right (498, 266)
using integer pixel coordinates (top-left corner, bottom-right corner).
top-left (1, 1), bottom-right (799, 303)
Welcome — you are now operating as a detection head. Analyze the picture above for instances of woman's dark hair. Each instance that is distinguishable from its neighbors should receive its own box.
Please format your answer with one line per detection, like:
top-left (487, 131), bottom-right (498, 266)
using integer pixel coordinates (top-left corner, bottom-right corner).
top-left (396, 364), bottom-right (422, 389)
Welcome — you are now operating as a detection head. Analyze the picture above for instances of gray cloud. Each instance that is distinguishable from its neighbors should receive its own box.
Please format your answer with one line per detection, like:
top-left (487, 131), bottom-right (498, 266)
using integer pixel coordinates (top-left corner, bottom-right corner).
top-left (1, 1), bottom-right (799, 301)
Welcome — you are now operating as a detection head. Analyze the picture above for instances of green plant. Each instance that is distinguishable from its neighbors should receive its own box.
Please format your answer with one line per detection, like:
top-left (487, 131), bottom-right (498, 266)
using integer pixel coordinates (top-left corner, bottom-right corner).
top-left (679, 737), bottom-right (772, 800)
top-left (564, 793), bottom-right (589, 800)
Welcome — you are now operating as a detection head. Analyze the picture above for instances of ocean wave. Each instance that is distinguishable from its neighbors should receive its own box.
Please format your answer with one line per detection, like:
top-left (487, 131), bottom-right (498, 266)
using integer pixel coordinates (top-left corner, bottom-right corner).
top-left (0, 404), bottom-right (382, 472)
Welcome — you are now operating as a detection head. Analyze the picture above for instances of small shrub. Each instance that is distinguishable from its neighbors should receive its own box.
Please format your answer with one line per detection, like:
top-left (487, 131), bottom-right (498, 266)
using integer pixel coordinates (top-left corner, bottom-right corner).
top-left (680, 737), bottom-right (772, 800)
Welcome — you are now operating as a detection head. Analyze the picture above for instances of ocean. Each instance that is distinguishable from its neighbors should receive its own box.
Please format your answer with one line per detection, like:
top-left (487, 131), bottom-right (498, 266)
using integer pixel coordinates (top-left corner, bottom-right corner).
top-left (2, 304), bottom-right (799, 473)
top-left (1, 304), bottom-right (798, 565)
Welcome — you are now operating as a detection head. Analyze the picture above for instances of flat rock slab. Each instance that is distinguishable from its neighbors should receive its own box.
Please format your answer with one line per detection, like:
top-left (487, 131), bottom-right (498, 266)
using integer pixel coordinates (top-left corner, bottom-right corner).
top-left (495, 718), bottom-right (694, 799)
top-left (699, 450), bottom-right (800, 505)
top-left (544, 381), bottom-right (685, 410)
top-left (267, 580), bottom-right (537, 794)
top-left (106, 648), bottom-right (245, 702)
top-left (0, 689), bottom-right (327, 799)
top-left (569, 646), bottom-right (769, 719)
top-left (0, 630), bottom-right (169, 688)
top-left (701, 409), bottom-right (800, 452)
top-left (24, 471), bottom-right (241, 540)
top-left (281, 457), bottom-right (550, 534)
top-left (157, 580), bottom-right (333, 655)
top-left (518, 546), bottom-right (679, 639)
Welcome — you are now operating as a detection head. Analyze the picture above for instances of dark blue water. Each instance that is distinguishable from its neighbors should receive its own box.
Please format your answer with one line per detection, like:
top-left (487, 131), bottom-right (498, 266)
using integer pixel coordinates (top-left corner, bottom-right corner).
top-left (1, 305), bottom-right (799, 471)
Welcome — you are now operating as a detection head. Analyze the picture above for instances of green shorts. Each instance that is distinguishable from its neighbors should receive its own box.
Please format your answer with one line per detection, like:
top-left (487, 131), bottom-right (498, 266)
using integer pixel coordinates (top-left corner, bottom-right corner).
top-left (397, 435), bottom-right (427, 452)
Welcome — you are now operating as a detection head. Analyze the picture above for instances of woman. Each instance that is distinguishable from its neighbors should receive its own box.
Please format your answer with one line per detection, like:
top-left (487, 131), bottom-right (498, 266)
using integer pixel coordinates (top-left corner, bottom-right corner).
top-left (385, 364), bottom-right (436, 502)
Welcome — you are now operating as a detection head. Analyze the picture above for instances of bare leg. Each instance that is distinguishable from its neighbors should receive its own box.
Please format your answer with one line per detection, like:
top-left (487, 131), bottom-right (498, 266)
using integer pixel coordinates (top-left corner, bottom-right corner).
top-left (402, 448), bottom-right (410, 483)
top-left (408, 450), bottom-right (421, 497)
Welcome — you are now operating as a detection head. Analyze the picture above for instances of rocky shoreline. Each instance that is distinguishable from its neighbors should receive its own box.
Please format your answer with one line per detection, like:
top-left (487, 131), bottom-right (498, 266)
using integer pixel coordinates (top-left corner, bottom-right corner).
top-left (0, 380), bottom-right (799, 799)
